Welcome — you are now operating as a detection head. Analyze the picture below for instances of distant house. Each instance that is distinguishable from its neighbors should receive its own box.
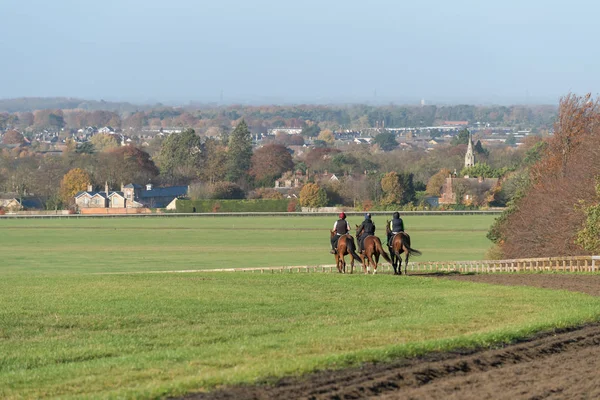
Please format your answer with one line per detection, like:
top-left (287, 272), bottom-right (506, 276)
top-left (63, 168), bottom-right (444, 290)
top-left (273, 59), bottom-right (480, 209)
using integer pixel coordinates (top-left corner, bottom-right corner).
top-left (439, 176), bottom-right (499, 205)
top-left (443, 121), bottom-right (469, 126)
top-left (0, 194), bottom-right (44, 211)
top-left (98, 126), bottom-right (116, 134)
top-left (75, 183), bottom-right (188, 210)
top-left (353, 137), bottom-right (372, 144)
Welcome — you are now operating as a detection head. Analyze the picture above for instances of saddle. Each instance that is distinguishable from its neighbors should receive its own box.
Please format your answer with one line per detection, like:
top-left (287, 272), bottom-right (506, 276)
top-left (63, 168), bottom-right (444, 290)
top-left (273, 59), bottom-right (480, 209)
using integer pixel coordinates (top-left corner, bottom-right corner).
top-left (388, 232), bottom-right (400, 247)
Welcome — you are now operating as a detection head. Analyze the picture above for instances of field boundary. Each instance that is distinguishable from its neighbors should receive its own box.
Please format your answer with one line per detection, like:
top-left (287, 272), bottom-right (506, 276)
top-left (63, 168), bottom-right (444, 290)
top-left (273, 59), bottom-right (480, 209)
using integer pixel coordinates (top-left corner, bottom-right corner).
top-left (0, 210), bottom-right (504, 219)
top-left (204, 255), bottom-right (600, 274)
top-left (96, 255), bottom-right (600, 275)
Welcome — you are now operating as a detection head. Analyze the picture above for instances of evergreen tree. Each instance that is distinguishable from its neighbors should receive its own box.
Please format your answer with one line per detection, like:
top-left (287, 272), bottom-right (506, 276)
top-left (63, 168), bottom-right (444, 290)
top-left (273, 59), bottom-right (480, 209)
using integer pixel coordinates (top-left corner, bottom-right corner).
top-left (226, 120), bottom-right (253, 183)
top-left (157, 128), bottom-right (203, 180)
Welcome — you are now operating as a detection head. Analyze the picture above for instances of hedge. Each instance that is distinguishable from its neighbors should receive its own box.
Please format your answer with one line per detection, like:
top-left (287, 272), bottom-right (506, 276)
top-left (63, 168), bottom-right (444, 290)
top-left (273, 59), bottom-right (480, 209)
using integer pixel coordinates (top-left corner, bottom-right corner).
top-left (176, 199), bottom-right (292, 213)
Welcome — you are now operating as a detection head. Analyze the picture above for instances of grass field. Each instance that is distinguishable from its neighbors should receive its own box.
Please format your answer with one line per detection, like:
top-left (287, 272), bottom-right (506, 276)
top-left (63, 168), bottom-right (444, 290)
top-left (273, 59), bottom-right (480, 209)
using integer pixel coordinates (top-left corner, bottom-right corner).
top-left (0, 215), bottom-right (495, 274)
top-left (2, 215), bottom-right (600, 399)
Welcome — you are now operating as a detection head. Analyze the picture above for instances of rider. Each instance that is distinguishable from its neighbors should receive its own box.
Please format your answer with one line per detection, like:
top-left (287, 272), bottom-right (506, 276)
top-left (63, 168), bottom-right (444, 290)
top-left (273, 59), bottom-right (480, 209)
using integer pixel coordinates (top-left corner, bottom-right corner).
top-left (387, 211), bottom-right (405, 247)
top-left (357, 213), bottom-right (375, 254)
top-left (330, 212), bottom-right (351, 254)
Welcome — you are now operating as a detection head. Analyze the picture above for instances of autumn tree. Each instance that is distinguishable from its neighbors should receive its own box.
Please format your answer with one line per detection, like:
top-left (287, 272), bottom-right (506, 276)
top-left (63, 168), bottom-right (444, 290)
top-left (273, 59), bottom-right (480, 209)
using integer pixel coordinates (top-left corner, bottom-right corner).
top-left (317, 129), bottom-right (335, 145)
top-left (94, 146), bottom-right (159, 188)
top-left (90, 134), bottom-right (119, 152)
top-left (304, 147), bottom-right (341, 173)
top-left (490, 93), bottom-right (600, 258)
top-left (33, 109), bottom-right (65, 130)
top-left (380, 172), bottom-right (402, 205)
top-left (226, 120), bottom-right (253, 184)
top-left (575, 181), bottom-right (600, 253)
top-left (426, 168), bottom-right (451, 196)
top-left (33, 156), bottom-right (67, 209)
top-left (250, 144), bottom-right (294, 187)
top-left (299, 183), bottom-right (328, 208)
top-left (2, 130), bottom-right (25, 145)
top-left (60, 168), bottom-right (91, 207)
top-left (210, 182), bottom-right (245, 199)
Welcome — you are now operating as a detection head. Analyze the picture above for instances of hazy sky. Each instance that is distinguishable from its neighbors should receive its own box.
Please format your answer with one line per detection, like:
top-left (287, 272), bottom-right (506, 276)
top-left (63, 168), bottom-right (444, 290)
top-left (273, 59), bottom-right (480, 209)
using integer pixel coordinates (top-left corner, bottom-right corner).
top-left (1, 0), bottom-right (598, 105)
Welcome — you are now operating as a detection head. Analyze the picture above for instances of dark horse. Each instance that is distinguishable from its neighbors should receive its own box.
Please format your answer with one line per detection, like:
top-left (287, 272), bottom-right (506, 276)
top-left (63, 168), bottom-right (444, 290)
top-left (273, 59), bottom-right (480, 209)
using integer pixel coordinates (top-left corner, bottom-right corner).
top-left (355, 225), bottom-right (393, 275)
top-left (330, 231), bottom-right (362, 273)
top-left (385, 221), bottom-right (422, 275)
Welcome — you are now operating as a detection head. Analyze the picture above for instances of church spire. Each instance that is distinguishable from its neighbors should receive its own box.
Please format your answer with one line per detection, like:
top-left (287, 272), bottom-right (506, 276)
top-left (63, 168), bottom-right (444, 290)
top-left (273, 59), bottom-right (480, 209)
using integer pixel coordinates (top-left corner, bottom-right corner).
top-left (464, 131), bottom-right (475, 168)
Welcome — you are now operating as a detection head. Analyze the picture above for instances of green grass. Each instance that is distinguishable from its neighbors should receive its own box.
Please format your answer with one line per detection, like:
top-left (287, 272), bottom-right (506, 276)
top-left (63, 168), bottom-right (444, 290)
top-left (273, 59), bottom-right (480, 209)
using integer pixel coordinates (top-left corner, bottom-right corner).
top-left (2, 273), bottom-right (600, 399)
top-left (0, 215), bottom-right (495, 274)
top-left (3, 215), bottom-right (599, 399)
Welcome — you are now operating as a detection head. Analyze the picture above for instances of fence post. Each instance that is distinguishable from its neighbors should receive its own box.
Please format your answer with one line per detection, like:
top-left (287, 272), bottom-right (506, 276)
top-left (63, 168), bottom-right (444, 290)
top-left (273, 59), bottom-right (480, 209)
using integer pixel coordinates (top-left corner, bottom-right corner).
top-left (592, 256), bottom-right (600, 272)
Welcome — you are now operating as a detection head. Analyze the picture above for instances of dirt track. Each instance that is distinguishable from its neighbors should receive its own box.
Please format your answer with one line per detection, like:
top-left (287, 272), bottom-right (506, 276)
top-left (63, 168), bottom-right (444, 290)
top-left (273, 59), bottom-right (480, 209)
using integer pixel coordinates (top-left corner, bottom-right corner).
top-left (181, 274), bottom-right (600, 400)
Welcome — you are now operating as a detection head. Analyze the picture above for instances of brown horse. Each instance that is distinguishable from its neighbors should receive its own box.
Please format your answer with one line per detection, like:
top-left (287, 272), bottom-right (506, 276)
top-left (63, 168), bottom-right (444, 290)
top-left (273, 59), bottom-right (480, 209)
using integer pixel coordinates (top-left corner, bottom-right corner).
top-left (356, 225), bottom-right (393, 274)
top-left (330, 231), bottom-right (362, 273)
top-left (385, 221), bottom-right (422, 275)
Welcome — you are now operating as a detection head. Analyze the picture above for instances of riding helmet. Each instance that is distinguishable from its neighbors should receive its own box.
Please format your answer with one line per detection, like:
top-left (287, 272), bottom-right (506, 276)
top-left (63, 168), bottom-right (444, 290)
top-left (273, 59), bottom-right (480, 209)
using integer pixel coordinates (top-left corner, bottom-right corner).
top-left (365, 213), bottom-right (371, 219)
top-left (339, 212), bottom-right (346, 219)
top-left (393, 211), bottom-right (400, 219)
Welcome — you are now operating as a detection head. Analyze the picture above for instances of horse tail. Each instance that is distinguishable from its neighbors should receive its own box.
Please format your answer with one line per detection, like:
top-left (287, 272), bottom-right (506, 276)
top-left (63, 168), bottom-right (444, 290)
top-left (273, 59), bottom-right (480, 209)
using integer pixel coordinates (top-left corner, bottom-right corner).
top-left (347, 237), bottom-right (362, 262)
top-left (375, 239), bottom-right (393, 264)
top-left (401, 233), bottom-right (422, 257)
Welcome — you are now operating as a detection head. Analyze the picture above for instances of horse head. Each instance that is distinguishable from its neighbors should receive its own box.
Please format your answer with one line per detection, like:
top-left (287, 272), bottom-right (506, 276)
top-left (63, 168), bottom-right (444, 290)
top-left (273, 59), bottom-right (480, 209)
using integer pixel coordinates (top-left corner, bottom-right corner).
top-left (385, 220), bottom-right (391, 235)
top-left (355, 224), bottom-right (363, 237)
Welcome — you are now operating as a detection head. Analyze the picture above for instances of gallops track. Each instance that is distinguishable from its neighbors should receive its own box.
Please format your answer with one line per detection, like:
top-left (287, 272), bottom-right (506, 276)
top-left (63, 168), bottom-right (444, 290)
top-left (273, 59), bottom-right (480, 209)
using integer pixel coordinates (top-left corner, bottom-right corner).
top-left (183, 274), bottom-right (600, 400)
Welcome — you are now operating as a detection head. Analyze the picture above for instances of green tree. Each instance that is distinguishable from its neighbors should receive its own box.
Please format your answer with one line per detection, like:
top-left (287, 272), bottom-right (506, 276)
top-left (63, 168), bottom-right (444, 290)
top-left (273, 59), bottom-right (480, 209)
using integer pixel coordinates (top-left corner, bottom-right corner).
top-left (75, 141), bottom-right (95, 154)
top-left (451, 128), bottom-right (470, 145)
top-left (299, 183), bottom-right (328, 208)
top-left (460, 163), bottom-right (495, 178)
top-left (226, 120), bottom-right (253, 183)
top-left (158, 128), bottom-right (203, 179)
top-left (505, 134), bottom-right (517, 146)
top-left (300, 124), bottom-right (321, 137)
top-left (474, 140), bottom-right (489, 157)
top-left (372, 132), bottom-right (398, 151)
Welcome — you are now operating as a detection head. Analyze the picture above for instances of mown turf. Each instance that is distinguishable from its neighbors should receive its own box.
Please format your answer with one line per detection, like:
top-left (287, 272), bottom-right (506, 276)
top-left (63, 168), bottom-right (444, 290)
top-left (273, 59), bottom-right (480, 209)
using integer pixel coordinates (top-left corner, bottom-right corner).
top-left (5, 214), bottom-right (596, 399)
top-left (0, 215), bottom-right (495, 274)
top-left (2, 272), bottom-right (600, 399)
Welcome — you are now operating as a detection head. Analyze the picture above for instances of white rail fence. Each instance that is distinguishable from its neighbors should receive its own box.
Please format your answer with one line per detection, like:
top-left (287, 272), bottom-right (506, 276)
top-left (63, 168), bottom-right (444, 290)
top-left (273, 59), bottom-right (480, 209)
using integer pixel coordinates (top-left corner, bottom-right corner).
top-left (200, 255), bottom-right (600, 274)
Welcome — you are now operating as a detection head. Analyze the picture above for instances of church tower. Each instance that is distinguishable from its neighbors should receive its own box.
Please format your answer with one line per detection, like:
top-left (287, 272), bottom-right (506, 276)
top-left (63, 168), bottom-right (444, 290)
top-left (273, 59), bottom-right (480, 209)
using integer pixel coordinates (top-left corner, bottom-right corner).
top-left (464, 131), bottom-right (475, 168)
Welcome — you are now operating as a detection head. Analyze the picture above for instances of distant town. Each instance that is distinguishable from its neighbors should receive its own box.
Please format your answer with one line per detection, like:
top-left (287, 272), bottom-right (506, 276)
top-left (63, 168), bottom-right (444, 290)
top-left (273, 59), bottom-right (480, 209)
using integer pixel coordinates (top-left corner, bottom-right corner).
top-left (0, 98), bottom-right (555, 214)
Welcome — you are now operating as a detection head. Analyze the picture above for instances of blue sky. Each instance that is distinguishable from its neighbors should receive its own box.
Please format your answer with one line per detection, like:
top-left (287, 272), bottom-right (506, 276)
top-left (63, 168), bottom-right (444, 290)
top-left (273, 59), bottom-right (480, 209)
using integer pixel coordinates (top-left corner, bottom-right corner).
top-left (1, 0), bottom-right (597, 105)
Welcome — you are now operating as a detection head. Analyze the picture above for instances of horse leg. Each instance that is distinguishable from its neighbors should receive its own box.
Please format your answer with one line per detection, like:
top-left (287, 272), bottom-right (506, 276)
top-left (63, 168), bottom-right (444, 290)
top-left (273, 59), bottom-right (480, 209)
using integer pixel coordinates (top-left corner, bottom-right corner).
top-left (373, 253), bottom-right (379, 275)
top-left (336, 254), bottom-right (342, 273)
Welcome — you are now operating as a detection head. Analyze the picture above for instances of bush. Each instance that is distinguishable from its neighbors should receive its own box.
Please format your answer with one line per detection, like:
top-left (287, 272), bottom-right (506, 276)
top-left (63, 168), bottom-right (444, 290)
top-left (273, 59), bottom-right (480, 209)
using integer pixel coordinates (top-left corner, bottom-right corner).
top-left (176, 199), bottom-right (292, 213)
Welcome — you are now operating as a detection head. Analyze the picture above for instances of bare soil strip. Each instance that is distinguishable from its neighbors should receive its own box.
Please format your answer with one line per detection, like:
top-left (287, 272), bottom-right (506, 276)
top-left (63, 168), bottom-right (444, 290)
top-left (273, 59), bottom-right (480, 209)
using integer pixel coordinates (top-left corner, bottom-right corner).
top-left (179, 274), bottom-right (600, 400)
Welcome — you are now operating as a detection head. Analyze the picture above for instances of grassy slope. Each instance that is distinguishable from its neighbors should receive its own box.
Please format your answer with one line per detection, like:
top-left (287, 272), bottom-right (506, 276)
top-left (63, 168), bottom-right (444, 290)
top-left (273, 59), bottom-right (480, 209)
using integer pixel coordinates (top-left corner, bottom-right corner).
top-left (2, 273), bottom-right (600, 399)
top-left (0, 215), bottom-right (494, 274)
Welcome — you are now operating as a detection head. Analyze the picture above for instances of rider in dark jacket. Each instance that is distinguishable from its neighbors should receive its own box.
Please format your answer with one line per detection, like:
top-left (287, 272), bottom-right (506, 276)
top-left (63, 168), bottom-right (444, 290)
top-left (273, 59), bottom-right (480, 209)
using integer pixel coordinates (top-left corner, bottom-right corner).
top-left (387, 211), bottom-right (405, 247)
top-left (330, 212), bottom-right (350, 253)
top-left (357, 213), bottom-right (376, 253)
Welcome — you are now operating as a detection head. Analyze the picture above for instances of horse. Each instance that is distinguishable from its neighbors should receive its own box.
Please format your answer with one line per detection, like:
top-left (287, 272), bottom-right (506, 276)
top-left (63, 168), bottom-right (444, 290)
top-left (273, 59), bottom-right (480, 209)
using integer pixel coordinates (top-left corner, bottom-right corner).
top-left (330, 231), bottom-right (362, 273)
top-left (385, 221), bottom-right (422, 275)
top-left (355, 225), bottom-right (393, 275)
